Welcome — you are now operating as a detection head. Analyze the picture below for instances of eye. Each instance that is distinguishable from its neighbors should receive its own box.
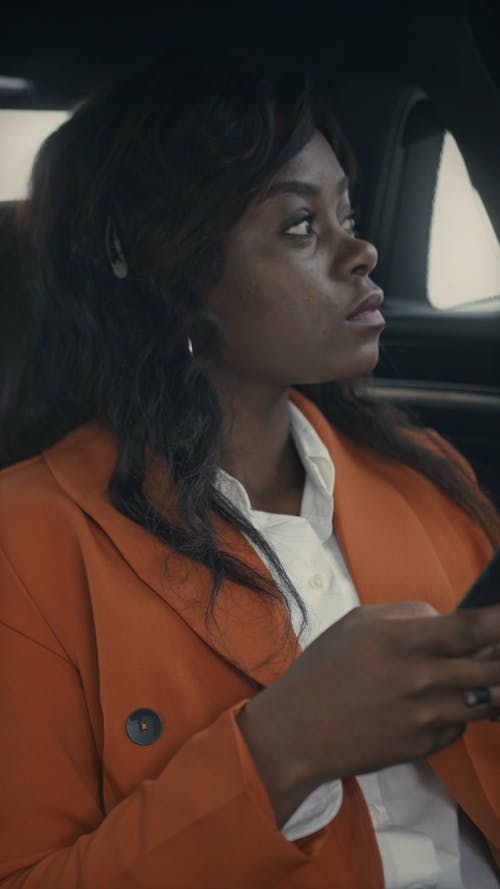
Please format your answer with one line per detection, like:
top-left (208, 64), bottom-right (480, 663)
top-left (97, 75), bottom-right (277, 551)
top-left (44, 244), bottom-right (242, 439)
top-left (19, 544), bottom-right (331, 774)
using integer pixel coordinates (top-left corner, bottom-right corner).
top-left (343, 209), bottom-right (360, 237)
top-left (283, 213), bottom-right (316, 238)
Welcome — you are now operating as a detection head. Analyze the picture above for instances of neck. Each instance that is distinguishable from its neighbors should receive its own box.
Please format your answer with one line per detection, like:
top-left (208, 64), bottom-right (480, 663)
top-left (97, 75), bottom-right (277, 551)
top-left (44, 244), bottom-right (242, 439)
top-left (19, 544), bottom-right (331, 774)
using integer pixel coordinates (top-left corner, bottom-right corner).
top-left (211, 376), bottom-right (305, 515)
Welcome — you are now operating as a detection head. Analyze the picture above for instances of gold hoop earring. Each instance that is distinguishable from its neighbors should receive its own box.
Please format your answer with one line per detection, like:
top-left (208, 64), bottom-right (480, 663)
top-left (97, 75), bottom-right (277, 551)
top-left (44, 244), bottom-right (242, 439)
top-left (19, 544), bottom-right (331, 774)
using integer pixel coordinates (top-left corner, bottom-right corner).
top-left (187, 336), bottom-right (194, 358)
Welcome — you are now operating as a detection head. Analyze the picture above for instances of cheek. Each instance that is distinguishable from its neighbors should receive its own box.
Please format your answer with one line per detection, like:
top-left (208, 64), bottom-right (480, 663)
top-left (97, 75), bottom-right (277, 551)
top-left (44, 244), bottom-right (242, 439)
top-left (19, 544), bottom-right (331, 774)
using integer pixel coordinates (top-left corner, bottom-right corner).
top-left (211, 256), bottom-right (281, 329)
top-left (208, 246), bottom-right (345, 360)
top-left (212, 277), bottom-right (263, 337)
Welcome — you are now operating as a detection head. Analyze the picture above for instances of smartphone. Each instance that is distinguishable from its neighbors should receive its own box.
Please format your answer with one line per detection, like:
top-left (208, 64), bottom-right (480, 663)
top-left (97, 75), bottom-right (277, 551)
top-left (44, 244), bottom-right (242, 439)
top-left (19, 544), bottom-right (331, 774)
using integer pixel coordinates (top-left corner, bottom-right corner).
top-left (457, 547), bottom-right (500, 609)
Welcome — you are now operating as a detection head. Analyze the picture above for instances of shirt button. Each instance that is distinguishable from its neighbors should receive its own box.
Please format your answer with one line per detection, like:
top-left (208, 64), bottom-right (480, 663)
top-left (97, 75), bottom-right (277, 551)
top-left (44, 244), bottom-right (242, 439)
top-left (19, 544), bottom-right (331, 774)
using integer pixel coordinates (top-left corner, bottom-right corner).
top-left (125, 708), bottom-right (163, 745)
top-left (310, 573), bottom-right (325, 590)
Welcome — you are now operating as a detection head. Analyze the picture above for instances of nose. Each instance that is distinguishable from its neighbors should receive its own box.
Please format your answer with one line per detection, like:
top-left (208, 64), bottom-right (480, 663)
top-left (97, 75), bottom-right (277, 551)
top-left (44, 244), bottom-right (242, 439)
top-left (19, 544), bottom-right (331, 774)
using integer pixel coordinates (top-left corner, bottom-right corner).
top-left (334, 235), bottom-right (378, 279)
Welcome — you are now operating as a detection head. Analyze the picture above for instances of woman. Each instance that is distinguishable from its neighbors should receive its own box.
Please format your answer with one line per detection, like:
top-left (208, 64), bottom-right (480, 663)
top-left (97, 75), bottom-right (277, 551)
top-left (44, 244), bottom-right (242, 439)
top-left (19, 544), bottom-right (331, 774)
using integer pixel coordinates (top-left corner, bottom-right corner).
top-left (0, 55), bottom-right (499, 889)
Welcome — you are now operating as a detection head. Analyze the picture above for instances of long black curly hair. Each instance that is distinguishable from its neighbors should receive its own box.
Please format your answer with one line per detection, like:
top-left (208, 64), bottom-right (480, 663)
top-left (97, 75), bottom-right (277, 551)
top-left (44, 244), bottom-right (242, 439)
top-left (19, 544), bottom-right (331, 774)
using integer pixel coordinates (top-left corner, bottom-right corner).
top-left (2, 54), bottom-right (498, 638)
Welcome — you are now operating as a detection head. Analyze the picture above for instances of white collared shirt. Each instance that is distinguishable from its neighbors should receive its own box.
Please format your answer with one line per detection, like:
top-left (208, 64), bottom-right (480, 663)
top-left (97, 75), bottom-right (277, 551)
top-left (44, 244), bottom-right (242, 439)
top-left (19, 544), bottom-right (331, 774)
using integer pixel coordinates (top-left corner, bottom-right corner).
top-left (217, 402), bottom-right (498, 889)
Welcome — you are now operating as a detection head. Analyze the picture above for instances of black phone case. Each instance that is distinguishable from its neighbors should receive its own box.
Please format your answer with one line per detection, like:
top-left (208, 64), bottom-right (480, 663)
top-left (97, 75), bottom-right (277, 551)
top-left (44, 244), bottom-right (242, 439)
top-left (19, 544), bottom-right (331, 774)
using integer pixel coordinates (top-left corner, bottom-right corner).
top-left (457, 547), bottom-right (500, 609)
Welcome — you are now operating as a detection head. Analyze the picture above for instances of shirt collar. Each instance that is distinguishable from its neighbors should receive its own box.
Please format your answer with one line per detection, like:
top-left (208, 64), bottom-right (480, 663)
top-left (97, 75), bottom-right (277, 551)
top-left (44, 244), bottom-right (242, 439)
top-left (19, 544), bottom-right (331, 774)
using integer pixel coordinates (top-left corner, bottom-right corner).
top-left (288, 401), bottom-right (335, 500)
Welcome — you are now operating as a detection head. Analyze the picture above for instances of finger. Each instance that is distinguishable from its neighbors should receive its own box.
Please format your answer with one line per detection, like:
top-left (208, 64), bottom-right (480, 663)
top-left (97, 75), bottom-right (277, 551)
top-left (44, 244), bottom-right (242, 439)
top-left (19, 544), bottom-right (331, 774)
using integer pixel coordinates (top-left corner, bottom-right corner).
top-left (367, 600), bottom-right (439, 621)
top-left (418, 687), bottom-right (500, 729)
top-left (460, 697), bottom-right (500, 724)
top-left (413, 605), bottom-right (500, 657)
top-left (429, 723), bottom-right (467, 753)
top-left (436, 658), bottom-right (500, 691)
top-left (475, 640), bottom-right (500, 660)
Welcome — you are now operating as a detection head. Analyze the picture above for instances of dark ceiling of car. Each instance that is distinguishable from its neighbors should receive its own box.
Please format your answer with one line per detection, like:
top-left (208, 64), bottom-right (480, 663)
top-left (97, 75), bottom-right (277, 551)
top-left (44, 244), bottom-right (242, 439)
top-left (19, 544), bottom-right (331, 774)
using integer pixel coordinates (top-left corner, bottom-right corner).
top-left (1, 0), bottom-right (499, 109)
top-left (4, 0), bottom-right (499, 231)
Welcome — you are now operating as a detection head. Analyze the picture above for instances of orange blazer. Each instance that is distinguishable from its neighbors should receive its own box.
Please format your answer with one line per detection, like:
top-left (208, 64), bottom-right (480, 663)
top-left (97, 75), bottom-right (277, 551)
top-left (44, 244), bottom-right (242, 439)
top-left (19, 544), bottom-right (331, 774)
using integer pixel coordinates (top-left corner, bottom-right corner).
top-left (0, 390), bottom-right (498, 889)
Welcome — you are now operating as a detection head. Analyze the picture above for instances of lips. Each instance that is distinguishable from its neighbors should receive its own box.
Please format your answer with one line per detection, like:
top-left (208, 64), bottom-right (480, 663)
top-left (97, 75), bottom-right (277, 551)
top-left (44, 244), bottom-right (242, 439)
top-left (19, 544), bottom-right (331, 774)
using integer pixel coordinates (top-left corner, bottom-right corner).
top-left (346, 289), bottom-right (385, 324)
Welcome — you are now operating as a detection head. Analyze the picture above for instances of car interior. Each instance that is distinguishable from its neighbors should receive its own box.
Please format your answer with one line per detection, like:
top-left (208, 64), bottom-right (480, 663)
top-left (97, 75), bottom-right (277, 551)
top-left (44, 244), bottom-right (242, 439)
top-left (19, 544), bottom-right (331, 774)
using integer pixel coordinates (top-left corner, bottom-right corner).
top-left (1, 0), bottom-right (499, 504)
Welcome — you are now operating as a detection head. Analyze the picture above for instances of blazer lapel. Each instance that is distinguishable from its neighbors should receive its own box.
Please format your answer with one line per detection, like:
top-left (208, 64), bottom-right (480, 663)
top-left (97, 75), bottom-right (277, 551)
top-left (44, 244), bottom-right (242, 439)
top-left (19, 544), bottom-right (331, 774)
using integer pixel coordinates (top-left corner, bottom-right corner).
top-left (44, 421), bottom-right (298, 689)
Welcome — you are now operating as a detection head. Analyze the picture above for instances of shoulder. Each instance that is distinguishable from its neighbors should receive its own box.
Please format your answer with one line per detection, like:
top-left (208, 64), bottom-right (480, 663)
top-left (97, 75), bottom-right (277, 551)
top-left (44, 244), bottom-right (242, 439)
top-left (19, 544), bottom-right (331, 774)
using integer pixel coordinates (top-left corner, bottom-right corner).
top-left (0, 421), bottom-right (119, 659)
top-left (0, 450), bottom-right (74, 554)
top-left (0, 419), bottom-right (116, 538)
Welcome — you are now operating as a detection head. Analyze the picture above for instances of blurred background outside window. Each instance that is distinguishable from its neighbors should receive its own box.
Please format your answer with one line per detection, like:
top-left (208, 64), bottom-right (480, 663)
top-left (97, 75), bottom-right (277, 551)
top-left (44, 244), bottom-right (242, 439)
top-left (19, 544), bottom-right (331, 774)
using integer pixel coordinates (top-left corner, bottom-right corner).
top-left (0, 109), bottom-right (69, 201)
top-left (427, 131), bottom-right (500, 310)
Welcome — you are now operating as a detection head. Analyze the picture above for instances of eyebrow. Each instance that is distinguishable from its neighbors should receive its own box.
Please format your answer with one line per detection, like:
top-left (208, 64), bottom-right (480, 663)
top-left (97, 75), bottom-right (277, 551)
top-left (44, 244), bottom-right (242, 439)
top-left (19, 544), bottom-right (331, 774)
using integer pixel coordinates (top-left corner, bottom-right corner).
top-left (262, 174), bottom-right (350, 202)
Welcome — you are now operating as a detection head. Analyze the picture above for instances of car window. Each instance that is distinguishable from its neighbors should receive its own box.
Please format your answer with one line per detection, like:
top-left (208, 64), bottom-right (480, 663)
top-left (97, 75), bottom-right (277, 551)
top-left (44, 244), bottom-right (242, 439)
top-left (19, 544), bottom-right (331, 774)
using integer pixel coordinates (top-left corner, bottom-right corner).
top-left (427, 131), bottom-right (500, 311)
top-left (0, 109), bottom-right (69, 201)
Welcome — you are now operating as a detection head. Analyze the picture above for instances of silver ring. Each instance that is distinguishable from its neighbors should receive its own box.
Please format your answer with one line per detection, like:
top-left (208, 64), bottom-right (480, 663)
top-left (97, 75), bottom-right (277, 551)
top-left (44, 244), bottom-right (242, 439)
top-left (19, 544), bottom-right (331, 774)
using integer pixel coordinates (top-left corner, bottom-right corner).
top-left (464, 687), bottom-right (492, 707)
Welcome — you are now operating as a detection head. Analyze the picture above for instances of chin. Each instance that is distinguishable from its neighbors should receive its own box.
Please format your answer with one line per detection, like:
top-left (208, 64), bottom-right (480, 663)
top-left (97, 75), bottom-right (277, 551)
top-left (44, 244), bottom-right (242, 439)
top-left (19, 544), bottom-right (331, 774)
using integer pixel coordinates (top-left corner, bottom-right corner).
top-left (292, 338), bottom-right (382, 387)
top-left (323, 343), bottom-right (380, 383)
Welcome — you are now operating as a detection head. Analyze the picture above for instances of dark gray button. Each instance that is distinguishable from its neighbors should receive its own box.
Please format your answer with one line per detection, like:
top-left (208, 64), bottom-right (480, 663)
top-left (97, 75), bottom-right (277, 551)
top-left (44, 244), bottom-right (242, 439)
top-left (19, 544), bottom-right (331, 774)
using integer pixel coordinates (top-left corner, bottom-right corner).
top-left (125, 708), bottom-right (163, 745)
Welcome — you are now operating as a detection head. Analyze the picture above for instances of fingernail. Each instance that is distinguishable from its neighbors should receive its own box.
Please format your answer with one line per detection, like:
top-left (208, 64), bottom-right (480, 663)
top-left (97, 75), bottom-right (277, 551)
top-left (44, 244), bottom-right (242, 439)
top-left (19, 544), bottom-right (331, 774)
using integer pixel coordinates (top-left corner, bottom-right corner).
top-left (476, 644), bottom-right (495, 659)
top-left (476, 642), bottom-right (500, 660)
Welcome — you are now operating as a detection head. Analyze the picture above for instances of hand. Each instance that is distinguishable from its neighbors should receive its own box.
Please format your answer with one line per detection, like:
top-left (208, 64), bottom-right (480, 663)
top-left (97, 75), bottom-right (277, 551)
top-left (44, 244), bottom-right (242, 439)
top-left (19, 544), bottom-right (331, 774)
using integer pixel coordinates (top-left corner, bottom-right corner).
top-left (237, 601), bottom-right (500, 826)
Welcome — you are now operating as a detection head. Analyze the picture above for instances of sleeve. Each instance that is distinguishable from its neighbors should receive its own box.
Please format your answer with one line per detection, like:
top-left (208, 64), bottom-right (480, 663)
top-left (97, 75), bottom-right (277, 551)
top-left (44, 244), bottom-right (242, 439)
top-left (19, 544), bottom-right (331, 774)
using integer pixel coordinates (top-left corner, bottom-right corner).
top-left (281, 780), bottom-right (344, 842)
top-left (0, 545), bottom-right (327, 889)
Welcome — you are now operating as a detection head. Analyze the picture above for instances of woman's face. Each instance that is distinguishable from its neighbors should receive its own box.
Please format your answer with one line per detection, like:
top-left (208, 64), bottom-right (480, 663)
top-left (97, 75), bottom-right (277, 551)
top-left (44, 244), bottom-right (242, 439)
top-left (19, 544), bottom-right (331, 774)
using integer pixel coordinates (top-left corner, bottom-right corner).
top-left (204, 130), bottom-right (384, 389)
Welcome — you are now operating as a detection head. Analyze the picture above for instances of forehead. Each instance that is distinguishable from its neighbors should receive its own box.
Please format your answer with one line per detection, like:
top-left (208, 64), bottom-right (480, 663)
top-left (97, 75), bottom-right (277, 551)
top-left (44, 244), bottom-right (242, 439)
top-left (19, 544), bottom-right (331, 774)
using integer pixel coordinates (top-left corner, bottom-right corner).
top-left (271, 129), bottom-right (345, 188)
